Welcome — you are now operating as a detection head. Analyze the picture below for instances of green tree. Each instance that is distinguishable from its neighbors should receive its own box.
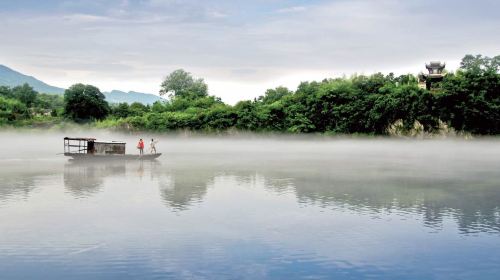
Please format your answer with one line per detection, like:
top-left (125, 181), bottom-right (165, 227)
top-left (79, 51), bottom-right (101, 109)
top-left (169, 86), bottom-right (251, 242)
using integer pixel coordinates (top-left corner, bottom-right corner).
top-left (160, 69), bottom-right (208, 99)
top-left (3, 53), bottom-right (495, 135)
top-left (282, 81), bottom-right (320, 132)
top-left (0, 86), bottom-right (13, 98)
top-left (234, 100), bottom-right (261, 130)
top-left (0, 96), bottom-right (29, 122)
top-left (437, 54), bottom-right (500, 134)
top-left (12, 83), bottom-right (38, 107)
top-left (460, 54), bottom-right (500, 73)
top-left (129, 102), bottom-right (149, 116)
top-left (202, 104), bottom-right (236, 130)
top-left (151, 101), bottom-right (167, 113)
top-left (64, 84), bottom-right (110, 121)
top-left (351, 73), bottom-right (391, 94)
top-left (258, 86), bottom-right (292, 104)
top-left (111, 102), bottom-right (131, 118)
top-left (34, 93), bottom-right (64, 110)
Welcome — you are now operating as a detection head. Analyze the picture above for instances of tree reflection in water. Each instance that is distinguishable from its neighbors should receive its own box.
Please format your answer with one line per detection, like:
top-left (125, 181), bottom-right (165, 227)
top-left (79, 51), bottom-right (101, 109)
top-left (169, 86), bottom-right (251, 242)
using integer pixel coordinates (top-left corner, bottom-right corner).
top-left (158, 169), bottom-right (214, 211)
top-left (1, 152), bottom-right (498, 234)
top-left (0, 161), bottom-right (61, 202)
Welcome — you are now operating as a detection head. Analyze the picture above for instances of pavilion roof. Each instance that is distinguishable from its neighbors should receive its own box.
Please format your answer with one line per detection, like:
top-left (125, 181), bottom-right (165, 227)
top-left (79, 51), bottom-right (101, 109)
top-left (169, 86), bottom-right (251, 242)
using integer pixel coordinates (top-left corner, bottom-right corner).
top-left (426, 61), bottom-right (446, 69)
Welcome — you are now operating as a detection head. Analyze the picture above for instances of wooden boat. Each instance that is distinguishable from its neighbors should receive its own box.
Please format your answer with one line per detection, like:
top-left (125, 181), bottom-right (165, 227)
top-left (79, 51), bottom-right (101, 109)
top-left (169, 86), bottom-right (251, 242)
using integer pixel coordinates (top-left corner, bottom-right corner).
top-left (64, 137), bottom-right (161, 161)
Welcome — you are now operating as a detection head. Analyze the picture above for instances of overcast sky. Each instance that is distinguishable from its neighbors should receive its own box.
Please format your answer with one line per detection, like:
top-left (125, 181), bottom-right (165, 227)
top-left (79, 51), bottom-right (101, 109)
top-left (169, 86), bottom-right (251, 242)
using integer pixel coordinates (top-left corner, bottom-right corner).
top-left (1, 0), bottom-right (499, 103)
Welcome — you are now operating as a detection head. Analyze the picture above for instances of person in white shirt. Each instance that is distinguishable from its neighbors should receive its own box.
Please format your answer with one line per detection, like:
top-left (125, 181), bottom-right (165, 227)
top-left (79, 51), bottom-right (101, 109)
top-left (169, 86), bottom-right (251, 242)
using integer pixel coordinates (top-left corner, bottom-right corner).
top-left (150, 138), bottom-right (158, 154)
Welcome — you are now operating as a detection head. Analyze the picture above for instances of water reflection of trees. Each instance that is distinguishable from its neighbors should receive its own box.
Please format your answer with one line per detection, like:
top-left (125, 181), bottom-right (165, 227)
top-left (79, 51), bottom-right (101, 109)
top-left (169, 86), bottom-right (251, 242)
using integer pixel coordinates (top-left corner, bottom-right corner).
top-left (0, 174), bottom-right (37, 202)
top-left (158, 169), bottom-right (216, 211)
top-left (61, 161), bottom-right (214, 211)
top-left (154, 158), bottom-right (500, 233)
top-left (3, 157), bottom-right (498, 234)
top-left (253, 162), bottom-right (500, 234)
top-left (0, 163), bottom-right (60, 202)
top-left (168, 157), bottom-right (500, 234)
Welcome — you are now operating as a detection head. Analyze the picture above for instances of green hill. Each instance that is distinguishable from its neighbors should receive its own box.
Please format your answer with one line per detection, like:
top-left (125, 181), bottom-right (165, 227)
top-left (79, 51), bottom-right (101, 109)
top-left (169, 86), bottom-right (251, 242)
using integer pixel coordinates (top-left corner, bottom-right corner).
top-left (0, 65), bottom-right (65, 94)
top-left (103, 90), bottom-right (164, 105)
top-left (0, 64), bottom-right (164, 104)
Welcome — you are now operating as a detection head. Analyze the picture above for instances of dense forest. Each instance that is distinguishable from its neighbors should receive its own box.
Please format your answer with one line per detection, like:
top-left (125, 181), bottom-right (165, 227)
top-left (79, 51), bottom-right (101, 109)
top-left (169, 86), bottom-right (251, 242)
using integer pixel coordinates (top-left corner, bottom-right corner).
top-left (1, 54), bottom-right (499, 135)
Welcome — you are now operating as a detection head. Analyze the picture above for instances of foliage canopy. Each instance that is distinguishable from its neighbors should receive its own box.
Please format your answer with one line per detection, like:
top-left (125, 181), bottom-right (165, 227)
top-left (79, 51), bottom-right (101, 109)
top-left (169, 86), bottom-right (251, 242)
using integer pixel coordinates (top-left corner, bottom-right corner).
top-left (160, 69), bottom-right (208, 100)
top-left (2, 54), bottom-right (499, 135)
top-left (64, 83), bottom-right (110, 121)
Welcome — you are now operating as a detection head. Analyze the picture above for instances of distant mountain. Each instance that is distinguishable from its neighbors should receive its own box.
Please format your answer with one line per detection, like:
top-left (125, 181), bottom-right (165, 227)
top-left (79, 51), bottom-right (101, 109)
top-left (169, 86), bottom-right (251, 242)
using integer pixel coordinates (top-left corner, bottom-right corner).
top-left (103, 90), bottom-right (164, 105)
top-left (0, 64), bottom-right (165, 105)
top-left (0, 64), bottom-right (65, 94)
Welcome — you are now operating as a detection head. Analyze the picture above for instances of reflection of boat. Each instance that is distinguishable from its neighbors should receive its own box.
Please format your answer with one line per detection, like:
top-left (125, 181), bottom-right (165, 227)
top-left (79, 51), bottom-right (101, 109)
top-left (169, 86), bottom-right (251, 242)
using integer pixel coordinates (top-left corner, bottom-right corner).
top-left (64, 137), bottom-right (162, 161)
top-left (63, 160), bottom-right (162, 198)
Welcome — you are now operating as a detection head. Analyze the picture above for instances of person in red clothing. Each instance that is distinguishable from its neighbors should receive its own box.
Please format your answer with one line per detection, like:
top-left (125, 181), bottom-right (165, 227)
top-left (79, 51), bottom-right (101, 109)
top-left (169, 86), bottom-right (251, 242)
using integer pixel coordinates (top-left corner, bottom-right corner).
top-left (137, 139), bottom-right (144, 155)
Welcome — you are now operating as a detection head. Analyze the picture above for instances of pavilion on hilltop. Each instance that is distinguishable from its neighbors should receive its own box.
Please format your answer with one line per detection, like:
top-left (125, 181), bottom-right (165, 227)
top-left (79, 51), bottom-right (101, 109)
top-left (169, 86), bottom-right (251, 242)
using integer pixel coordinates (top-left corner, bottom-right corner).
top-left (418, 61), bottom-right (446, 90)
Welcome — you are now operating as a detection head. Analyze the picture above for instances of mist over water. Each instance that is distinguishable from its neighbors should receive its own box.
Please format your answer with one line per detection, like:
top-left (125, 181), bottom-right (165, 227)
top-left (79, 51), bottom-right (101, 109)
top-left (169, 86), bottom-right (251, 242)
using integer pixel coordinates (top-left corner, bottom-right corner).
top-left (1, 131), bottom-right (500, 279)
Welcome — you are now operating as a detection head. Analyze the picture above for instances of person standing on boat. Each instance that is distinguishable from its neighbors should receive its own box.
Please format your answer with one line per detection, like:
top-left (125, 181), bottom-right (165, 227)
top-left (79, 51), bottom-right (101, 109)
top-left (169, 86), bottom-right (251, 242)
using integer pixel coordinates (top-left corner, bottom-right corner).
top-left (150, 138), bottom-right (158, 154)
top-left (138, 139), bottom-right (144, 155)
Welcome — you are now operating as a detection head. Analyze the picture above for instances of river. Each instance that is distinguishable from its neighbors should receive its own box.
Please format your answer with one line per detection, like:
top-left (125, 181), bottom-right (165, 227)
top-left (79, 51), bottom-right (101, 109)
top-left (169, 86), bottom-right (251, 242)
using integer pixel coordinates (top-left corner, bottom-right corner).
top-left (1, 132), bottom-right (499, 279)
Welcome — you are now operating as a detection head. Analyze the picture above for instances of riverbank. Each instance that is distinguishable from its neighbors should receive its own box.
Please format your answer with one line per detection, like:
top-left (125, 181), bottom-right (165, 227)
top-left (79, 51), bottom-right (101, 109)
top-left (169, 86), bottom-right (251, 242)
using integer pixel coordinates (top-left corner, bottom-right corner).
top-left (2, 54), bottom-right (499, 136)
top-left (0, 123), bottom-right (488, 141)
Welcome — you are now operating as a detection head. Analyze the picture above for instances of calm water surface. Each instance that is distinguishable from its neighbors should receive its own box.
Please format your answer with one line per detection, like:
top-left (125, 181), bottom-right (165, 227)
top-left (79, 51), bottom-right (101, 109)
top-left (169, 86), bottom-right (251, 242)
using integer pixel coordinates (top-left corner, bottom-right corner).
top-left (1, 133), bottom-right (499, 279)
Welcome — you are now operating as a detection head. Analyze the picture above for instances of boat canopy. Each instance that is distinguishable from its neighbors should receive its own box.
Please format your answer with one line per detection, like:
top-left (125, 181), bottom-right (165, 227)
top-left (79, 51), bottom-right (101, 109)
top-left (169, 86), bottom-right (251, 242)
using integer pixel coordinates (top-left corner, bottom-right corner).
top-left (64, 137), bottom-right (126, 155)
top-left (64, 137), bottom-right (96, 141)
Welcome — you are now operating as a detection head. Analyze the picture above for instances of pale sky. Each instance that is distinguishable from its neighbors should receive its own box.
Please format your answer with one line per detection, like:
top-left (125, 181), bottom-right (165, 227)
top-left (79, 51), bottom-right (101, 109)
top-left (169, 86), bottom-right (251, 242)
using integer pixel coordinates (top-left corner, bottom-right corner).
top-left (1, 0), bottom-right (499, 104)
